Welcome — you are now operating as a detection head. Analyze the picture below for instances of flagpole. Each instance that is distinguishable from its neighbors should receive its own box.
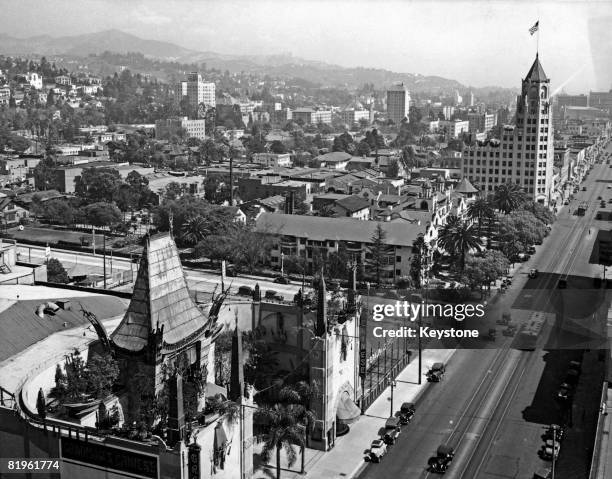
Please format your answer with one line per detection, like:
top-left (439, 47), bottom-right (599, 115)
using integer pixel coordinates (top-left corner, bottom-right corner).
top-left (537, 21), bottom-right (540, 55)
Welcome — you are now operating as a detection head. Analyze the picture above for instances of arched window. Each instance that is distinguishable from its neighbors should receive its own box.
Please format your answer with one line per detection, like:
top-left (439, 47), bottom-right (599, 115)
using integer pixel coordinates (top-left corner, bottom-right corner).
top-left (540, 86), bottom-right (548, 99)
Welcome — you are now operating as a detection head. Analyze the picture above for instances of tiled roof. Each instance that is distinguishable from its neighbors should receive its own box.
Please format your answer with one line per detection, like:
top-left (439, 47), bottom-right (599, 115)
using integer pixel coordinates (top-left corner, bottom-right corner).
top-left (0, 296), bottom-right (127, 362)
top-left (256, 213), bottom-right (425, 247)
top-left (335, 195), bottom-right (370, 212)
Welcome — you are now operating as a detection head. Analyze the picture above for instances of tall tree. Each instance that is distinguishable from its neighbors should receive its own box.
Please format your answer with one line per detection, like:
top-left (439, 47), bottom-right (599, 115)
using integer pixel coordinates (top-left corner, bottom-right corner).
top-left (438, 219), bottom-right (483, 269)
top-left (493, 182), bottom-right (527, 215)
top-left (366, 224), bottom-right (392, 285)
top-left (467, 197), bottom-right (495, 235)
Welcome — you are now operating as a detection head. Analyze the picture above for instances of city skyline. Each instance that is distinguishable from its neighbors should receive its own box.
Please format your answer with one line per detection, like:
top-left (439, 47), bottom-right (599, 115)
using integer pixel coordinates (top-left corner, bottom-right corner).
top-left (0, 1), bottom-right (611, 93)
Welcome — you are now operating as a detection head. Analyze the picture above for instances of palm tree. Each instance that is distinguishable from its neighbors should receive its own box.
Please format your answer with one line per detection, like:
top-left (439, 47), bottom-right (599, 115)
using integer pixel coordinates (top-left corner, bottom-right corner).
top-left (467, 198), bottom-right (495, 235)
top-left (257, 404), bottom-right (312, 479)
top-left (438, 219), bottom-right (483, 270)
top-left (180, 215), bottom-right (208, 246)
top-left (493, 182), bottom-right (527, 215)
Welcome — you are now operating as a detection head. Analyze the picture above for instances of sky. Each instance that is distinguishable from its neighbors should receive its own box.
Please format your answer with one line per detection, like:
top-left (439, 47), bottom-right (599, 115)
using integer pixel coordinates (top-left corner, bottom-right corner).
top-left (0, 0), bottom-right (611, 93)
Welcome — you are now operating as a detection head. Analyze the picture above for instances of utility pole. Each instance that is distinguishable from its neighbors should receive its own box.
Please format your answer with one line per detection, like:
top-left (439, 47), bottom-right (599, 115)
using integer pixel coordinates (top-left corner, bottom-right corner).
top-left (551, 427), bottom-right (556, 479)
top-left (390, 380), bottom-right (396, 417)
top-left (103, 234), bottom-right (107, 289)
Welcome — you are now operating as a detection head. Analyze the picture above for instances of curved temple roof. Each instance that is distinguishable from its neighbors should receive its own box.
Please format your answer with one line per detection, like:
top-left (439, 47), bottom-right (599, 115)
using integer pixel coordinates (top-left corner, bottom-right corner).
top-left (111, 232), bottom-right (214, 352)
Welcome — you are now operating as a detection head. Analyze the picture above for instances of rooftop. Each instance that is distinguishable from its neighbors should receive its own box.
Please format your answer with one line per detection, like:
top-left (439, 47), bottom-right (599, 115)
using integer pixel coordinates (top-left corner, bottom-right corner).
top-left (256, 213), bottom-right (425, 247)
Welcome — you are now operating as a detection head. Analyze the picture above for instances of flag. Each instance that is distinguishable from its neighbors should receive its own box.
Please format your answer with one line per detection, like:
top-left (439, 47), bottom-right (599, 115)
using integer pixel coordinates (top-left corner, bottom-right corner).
top-left (529, 21), bottom-right (539, 35)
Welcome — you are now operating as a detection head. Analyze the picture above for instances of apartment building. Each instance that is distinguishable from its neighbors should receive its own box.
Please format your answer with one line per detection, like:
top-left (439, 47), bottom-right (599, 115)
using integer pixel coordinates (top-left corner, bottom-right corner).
top-left (440, 119), bottom-right (470, 139)
top-left (462, 55), bottom-right (554, 204)
top-left (256, 213), bottom-right (427, 282)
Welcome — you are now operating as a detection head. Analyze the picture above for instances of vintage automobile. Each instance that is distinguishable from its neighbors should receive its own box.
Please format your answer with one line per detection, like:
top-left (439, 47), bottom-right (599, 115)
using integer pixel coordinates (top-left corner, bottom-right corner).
top-left (427, 362), bottom-right (446, 382)
top-left (399, 402), bottom-right (416, 424)
top-left (503, 325), bottom-right (517, 337)
top-left (529, 268), bottom-right (539, 279)
top-left (383, 416), bottom-right (401, 445)
top-left (497, 312), bottom-right (511, 325)
top-left (540, 441), bottom-right (561, 461)
top-left (542, 424), bottom-right (566, 443)
top-left (369, 439), bottom-right (387, 462)
top-left (427, 445), bottom-right (455, 474)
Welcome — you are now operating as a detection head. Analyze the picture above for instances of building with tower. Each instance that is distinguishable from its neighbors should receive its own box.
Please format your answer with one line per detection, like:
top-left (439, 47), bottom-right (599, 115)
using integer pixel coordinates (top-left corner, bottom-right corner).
top-left (386, 83), bottom-right (411, 125)
top-left (111, 232), bottom-right (227, 427)
top-left (462, 54), bottom-right (554, 204)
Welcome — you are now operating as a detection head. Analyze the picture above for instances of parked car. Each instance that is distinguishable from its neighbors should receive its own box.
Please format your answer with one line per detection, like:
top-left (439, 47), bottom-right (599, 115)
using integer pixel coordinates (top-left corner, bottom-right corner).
top-left (558, 279), bottom-right (567, 289)
top-left (383, 417), bottom-right (401, 445)
top-left (273, 276), bottom-right (290, 284)
top-left (399, 402), bottom-right (416, 424)
top-left (518, 253), bottom-right (531, 262)
top-left (265, 290), bottom-right (284, 301)
top-left (427, 362), bottom-right (446, 382)
top-left (238, 285), bottom-right (254, 296)
top-left (529, 268), bottom-right (539, 279)
top-left (369, 439), bottom-right (387, 462)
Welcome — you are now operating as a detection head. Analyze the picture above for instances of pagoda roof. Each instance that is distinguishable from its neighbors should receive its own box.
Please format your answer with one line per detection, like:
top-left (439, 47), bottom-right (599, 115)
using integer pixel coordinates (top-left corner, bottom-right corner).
top-left (111, 232), bottom-right (211, 353)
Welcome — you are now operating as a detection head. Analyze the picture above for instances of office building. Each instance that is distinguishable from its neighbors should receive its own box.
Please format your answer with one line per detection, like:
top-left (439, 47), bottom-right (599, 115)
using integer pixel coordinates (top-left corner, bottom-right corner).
top-left (462, 55), bottom-right (554, 204)
top-left (176, 71), bottom-right (216, 111)
top-left (386, 83), bottom-right (410, 124)
top-left (467, 112), bottom-right (497, 133)
top-left (155, 117), bottom-right (206, 141)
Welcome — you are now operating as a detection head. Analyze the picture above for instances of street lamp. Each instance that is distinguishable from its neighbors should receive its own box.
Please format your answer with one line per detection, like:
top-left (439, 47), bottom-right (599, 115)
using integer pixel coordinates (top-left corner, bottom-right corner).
top-left (389, 380), bottom-right (397, 417)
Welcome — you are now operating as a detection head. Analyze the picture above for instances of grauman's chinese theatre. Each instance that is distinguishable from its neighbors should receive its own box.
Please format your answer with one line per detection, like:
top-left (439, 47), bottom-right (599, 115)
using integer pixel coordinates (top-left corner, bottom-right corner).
top-left (111, 232), bottom-right (225, 425)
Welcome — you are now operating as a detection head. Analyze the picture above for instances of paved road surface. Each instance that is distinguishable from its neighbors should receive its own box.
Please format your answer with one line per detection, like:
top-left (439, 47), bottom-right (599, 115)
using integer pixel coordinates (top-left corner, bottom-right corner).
top-left (359, 144), bottom-right (610, 479)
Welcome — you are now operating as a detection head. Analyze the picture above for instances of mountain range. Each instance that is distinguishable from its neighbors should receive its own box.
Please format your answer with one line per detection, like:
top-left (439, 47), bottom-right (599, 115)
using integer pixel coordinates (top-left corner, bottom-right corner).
top-left (0, 29), bottom-right (512, 94)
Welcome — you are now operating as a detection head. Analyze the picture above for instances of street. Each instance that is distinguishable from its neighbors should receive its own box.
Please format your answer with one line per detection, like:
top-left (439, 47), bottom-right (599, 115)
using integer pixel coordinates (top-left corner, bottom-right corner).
top-left (358, 144), bottom-right (612, 479)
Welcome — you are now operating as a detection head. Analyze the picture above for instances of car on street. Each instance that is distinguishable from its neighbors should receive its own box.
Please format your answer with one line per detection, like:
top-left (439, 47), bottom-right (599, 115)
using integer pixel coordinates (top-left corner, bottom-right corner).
top-left (539, 443), bottom-right (560, 461)
top-left (427, 445), bottom-right (455, 474)
top-left (558, 278), bottom-right (567, 289)
top-left (529, 268), bottom-right (538, 278)
top-left (527, 246), bottom-right (537, 254)
top-left (556, 383), bottom-right (573, 401)
top-left (542, 424), bottom-right (566, 443)
top-left (238, 285), bottom-right (254, 296)
top-left (273, 275), bottom-right (290, 284)
top-left (427, 362), bottom-right (446, 382)
top-left (265, 290), bottom-right (284, 301)
top-left (399, 402), bottom-right (415, 424)
top-left (369, 439), bottom-right (387, 462)
top-left (518, 253), bottom-right (531, 262)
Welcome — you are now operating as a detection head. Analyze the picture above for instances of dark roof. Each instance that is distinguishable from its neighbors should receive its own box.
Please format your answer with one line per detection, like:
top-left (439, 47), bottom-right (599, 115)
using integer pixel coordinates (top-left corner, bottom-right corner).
top-left (256, 213), bottom-right (425, 247)
top-left (111, 232), bottom-right (214, 352)
top-left (0, 296), bottom-right (127, 362)
top-left (317, 152), bottom-right (352, 163)
top-left (335, 195), bottom-right (370, 213)
top-left (525, 54), bottom-right (548, 82)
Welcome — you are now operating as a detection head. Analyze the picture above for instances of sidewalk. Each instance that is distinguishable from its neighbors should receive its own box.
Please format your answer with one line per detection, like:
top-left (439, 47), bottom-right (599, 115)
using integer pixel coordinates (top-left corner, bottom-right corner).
top-left (253, 348), bottom-right (455, 479)
top-left (595, 389), bottom-right (612, 479)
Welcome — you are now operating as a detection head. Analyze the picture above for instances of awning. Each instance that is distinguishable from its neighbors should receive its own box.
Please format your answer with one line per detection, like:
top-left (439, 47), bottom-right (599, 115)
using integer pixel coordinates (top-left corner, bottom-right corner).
top-left (336, 392), bottom-right (361, 424)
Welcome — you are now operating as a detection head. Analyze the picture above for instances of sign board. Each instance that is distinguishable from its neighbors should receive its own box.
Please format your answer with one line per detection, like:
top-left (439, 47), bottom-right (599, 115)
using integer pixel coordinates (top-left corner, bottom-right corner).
top-left (45, 246), bottom-right (51, 258)
top-left (188, 443), bottom-right (201, 479)
top-left (60, 436), bottom-right (158, 479)
top-left (359, 309), bottom-right (368, 378)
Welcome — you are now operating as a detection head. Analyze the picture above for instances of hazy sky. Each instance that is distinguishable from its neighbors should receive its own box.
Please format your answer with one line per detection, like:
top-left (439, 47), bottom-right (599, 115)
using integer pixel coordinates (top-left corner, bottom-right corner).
top-left (1, 0), bottom-right (611, 92)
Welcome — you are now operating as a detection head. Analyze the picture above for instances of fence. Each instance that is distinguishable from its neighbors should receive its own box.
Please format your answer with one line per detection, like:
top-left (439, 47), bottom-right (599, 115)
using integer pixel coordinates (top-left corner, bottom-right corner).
top-left (359, 342), bottom-right (413, 412)
top-left (589, 381), bottom-right (609, 479)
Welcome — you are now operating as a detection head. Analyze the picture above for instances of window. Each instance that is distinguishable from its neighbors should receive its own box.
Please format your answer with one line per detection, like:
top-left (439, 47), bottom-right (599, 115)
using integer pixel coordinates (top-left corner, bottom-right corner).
top-left (396, 256), bottom-right (401, 262)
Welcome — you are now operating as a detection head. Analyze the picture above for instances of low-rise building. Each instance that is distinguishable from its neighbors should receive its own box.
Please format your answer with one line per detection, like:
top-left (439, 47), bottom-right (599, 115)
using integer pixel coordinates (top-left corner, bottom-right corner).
top-left (256, 213), bottom-right (428, 283)
top-left (155, 117), bottom-right (206, 141)
top-left (251, 153), bottom-right (292, 168)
